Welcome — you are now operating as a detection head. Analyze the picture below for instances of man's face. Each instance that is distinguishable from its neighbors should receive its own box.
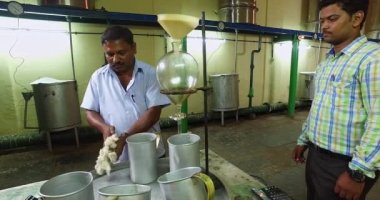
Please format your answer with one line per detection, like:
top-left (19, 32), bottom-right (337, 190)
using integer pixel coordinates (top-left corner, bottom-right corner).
top-left (319, 3), bottom-right (356, 45)
top-left (103, 39), bottom-right (136, 73)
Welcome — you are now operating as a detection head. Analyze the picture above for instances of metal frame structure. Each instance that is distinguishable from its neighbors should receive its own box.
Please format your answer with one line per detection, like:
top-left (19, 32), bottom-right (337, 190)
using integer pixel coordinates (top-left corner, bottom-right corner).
top-left (0, 1), bottom-right (321, 38)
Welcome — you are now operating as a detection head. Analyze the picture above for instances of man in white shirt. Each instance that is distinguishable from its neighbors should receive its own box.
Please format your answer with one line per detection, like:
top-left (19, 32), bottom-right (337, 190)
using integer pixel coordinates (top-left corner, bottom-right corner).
top-left (81, 26), bottom-right (170, 162)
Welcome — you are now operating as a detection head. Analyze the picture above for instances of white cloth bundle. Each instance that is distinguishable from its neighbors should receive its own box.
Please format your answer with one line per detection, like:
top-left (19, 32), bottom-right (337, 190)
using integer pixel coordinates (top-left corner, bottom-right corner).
top-left (94, 134), bottom-right (119, 175)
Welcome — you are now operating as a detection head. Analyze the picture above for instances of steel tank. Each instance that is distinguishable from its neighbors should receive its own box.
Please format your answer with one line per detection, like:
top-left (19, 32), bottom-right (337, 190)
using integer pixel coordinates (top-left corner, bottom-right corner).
top-left (365, 0), bottom-right (380, 39)
top-left (38, 0), bottom-right (95, 9)
top-left (32, 80), bottom-right (81, 131)
top-left (218, 0), bottom-right (258, 24)
top-left (210, 74), bottom-right (239, 111)
top-left (219, 0), bottom-right (256, 7)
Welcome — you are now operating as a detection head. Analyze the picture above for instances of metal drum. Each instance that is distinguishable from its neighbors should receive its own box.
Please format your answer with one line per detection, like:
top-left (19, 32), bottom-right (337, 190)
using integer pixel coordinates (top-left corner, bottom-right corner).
top-left (32, 80), bottom-right (81, 131)
top-left (218, 6), bottom-right (258, 24)
top-left (38, 0), bottom-right (95, 9)
top-left (218, 0), bottom-right (258, 24)
top-left (210, 74), bottom-right (239, 111)
top-left (218, 0), bottom-right (256, 7)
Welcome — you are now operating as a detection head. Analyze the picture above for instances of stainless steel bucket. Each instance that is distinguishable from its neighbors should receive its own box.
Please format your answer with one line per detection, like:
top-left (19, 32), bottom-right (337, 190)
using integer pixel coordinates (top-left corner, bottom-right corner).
top-left (39, 171), bottom-right (94, 200)
top-left (210, 73), bottom-right (239, 111)
top-left (31, 80), bottom-right (81, 131)
top-left (126, 132), bottom-right (158, 184)
top-left (157, 167), bottom-right (215, 200)
top-left (167, 133), bottom-right (200, 171)
top-left (98, 184), bottom-right (151, 200)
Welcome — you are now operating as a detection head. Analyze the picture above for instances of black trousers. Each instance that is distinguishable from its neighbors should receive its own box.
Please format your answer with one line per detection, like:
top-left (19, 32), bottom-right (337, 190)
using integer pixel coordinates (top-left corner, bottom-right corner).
top-left (306, 144), bottom-right (379, 200)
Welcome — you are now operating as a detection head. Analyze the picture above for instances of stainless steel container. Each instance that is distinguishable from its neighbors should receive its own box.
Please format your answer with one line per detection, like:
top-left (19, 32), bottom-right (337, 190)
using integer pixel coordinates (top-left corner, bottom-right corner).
top-left (39, 171), bottom-right (94, 200)
top-left (219, 0), bottom-right (256, 7)
top-left (31, 80), bottom-right (81, 131)
top-left (98, 184), bottom-right (151, 200)
top-left (157, 167), bottom-right (215, 200)
top-left (218, 6), bottom-right (258, 24)
top-left (38, 0), bottom-right (95, 9)
top-left (126, 132), bottom-right (158, 184)
top-left (218, 0), bottom-right (258, 24)
top-left (167, 133), bottom-right (200, 171)
top-left (210, 74), bottom-right (239, 111)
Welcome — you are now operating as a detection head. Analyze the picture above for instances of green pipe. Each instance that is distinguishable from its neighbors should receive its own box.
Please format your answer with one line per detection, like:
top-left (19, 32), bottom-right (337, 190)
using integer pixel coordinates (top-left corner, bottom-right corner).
top-left (288, 35), bottom-right (300, 117)
top-left (180, 38), bottom-right (188, 133)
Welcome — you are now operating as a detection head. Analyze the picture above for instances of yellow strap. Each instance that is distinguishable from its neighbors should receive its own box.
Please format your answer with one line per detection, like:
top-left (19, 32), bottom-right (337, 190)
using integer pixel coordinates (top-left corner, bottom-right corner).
top-left (194, 173), bottom-right (215, 200)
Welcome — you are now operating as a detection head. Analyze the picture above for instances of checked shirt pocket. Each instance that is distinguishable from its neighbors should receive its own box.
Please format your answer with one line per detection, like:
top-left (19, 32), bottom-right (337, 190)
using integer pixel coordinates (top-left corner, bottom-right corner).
top-left (330, 80), bottom-right (355, 107)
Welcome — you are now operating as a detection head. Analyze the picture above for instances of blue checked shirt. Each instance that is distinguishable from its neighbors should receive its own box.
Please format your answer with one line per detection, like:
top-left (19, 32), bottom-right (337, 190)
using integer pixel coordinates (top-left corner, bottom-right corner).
top-left (297, 35), bottom-right (380, 178)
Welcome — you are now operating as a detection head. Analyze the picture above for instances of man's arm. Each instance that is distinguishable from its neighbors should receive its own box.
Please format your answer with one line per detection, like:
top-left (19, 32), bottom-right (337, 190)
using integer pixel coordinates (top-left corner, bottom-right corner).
top-left (115, 105), bottom-right (162, 156)
top-left (292, 114), bottom-right (311, 163)
top-left (85, 110), bottom-right (114, 140)
top-left (349, 58), bottom-right (380, 179)
top-left (335, 51), bottom-right (380, 200)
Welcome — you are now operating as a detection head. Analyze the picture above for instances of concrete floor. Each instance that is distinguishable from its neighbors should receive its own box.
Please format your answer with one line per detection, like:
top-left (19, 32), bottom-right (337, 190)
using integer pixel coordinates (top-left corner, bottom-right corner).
top-left (0, 108), bottom-right (379, 199)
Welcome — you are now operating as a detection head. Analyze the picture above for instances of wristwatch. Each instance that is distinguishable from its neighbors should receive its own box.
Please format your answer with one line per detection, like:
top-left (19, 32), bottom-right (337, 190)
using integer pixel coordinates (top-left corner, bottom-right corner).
top-left (347, 169), bottom-right (366, 183)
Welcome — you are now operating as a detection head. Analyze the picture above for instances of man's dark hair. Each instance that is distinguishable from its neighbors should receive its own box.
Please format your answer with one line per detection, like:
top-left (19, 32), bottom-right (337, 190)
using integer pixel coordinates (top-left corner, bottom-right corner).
top-left (319, 0), bottom-right (369, 28)
top-left (101, 26), bottom-right (134, 45)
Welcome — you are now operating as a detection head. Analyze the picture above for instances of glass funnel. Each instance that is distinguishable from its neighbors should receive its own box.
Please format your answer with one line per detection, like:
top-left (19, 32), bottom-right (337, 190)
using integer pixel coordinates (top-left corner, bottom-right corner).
top-left (156, 41), bottom-right (198, 120)
top-left (156, 14), bottom-right (199, 121)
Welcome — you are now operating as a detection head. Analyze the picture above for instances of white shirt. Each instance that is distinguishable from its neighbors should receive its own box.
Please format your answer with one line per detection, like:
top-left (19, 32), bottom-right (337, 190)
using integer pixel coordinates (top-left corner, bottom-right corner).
top-left (81, 59), bottom-right (170, 161)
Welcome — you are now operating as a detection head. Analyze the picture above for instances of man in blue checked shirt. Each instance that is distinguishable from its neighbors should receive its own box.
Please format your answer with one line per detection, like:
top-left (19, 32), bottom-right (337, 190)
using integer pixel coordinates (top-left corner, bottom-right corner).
top-left (81, 26), bottom-right (170, 162)
top-left (292, 0), bottom-right (379, 200)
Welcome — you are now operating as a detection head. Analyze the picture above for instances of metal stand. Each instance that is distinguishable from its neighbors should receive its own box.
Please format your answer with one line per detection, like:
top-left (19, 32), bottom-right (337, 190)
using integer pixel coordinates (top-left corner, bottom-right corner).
top-left (220, 109), bottom-right (239, 126)
top-left (201, 11), bottom-right (209, 174)
top-left (44, 126), bottom-right (80, 152)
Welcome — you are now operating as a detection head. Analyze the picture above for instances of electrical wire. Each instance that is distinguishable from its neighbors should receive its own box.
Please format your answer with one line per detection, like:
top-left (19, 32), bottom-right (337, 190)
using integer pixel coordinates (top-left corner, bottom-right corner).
top-left (8, 18), bottom-right (29, 91)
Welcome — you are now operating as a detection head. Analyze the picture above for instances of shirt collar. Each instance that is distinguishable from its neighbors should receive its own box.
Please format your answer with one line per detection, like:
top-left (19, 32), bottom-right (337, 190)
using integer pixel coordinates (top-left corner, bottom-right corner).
top-left (101, 58), bottom-right (144, 76)
top-left (327, 35), bottom-right (367, 57)
top-left (132, 60), bottom-right (144, 77)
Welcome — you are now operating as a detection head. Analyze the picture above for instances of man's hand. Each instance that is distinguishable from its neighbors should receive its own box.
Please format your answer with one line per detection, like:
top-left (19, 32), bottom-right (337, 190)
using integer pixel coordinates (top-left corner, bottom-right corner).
top-left (334, 171), bottom-right (365, 200)
top-left (114, 133), bottom-right (128, 158)
top-left (292, 145), bottom-right (307, 163)
top-left (101, 125), bottom-right (115, 140)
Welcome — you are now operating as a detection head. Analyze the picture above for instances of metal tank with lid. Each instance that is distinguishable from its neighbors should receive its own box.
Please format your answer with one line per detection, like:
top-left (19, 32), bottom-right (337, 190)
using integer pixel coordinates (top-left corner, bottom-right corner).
top-left (209, 74), bottom-right (239, 125)
top-left (31, 79), bottom-right (81, 131)
top-left (218, 0), bottom-right (258, 24)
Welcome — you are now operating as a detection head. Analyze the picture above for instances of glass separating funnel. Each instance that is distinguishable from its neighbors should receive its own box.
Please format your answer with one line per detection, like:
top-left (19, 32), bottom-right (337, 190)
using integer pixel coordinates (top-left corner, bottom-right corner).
top-left (156, 14), bottom-right (200, 121)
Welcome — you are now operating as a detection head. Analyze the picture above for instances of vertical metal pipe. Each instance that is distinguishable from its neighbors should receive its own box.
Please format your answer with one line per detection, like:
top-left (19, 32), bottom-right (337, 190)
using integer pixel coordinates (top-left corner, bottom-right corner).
top-left (288, 35), bottom-right (300, 117)
top-left (201, 11), bottom-right (209, 174)
top-left (234, 29), bottom-right (238, 73)
top-left (67, 17), bottom-right (76, 81)
top-left (248, 34), bottom-right (262, 118)
top-left (180, 38), bottom-right (188, 133)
